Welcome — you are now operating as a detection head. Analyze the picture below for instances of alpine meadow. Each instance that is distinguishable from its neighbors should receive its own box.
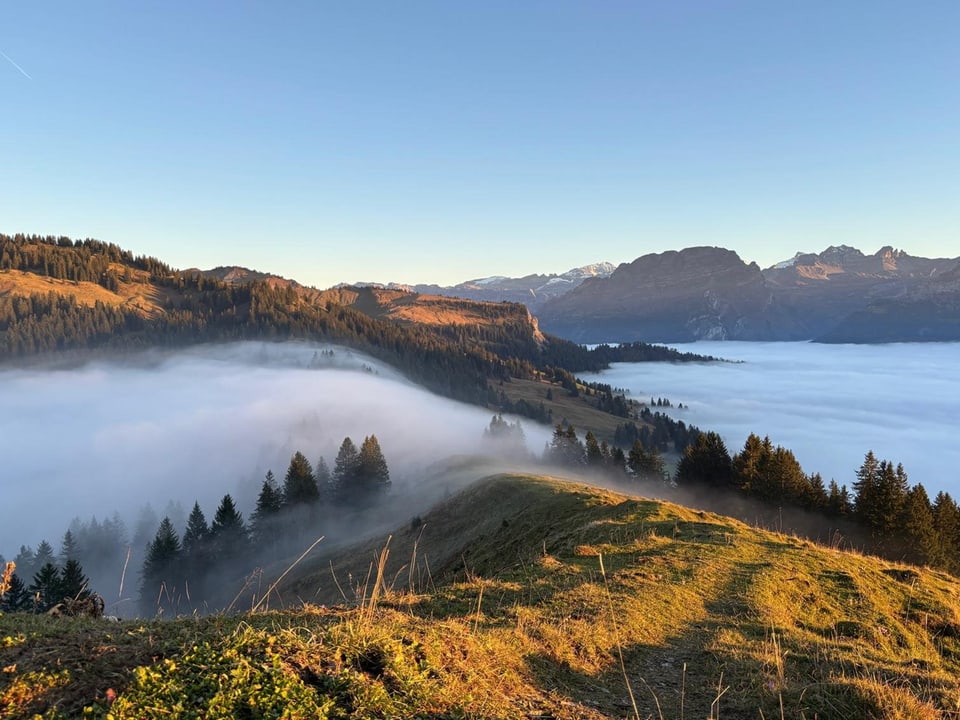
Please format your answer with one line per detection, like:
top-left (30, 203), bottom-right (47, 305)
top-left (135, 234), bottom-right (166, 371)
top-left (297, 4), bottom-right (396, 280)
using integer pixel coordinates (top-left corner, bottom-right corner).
top-left (3, 3), bottom-right (960, 719)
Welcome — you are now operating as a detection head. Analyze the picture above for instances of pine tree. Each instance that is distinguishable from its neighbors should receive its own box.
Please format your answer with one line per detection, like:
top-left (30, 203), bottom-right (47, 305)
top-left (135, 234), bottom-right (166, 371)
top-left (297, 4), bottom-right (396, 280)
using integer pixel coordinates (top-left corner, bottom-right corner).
top-left (182, 502), bottom-right (211, 556)
top-left (33, 540), bottom-right (55, 570)
top-left (332, 437), bottom-right (361, 503)
top-left (901, 484), bottom-right (937, 565)
top-left (315, 458), bottom-right (334, 504)
top-left (140, 517), bottom-right (182, 616)
top-left (628, 441), bottom-right (666, 483)
top-left (13, 546), bottom-right (36, 580)
top-left (29, 563), bottom-right (63, 612)
top-left (827, 480), bottom-right (851, 516)
top-left (59, 530), bottom-right (80, 564)
top-left (210, 494), bottom-right (248, 563)
top-left (0, 573), bottom-right (31, 612)
top-left (251, 472), bottom-right (283, 546)
top-left (932, 492), bottom-right (960, 573)
top-left (283, 451), bottom-right (319, 506)
top-left (356, 434), bottom-right (391, 502)
top-left (852, 451), bottom-right (880, 523)
top-left (584, 432), bottom-right (603, 467)
top-left (675, 432), bottom-right (732, 487)
top-left (59, 559), bottom-right (91, 601)
top-left (545, 423), bottom-right (584, 467)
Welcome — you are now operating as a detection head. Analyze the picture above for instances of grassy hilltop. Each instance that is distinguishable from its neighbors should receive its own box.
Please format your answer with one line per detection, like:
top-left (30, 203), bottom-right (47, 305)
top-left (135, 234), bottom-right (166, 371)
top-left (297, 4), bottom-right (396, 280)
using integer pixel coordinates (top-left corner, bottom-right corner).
top-left (3, 474), bottom-right (960, 719)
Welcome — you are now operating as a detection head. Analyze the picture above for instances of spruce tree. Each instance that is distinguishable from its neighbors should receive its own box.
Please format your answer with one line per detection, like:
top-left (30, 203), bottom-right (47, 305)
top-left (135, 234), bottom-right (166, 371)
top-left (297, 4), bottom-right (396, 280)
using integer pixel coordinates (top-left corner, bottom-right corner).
top-left (356, 434), bottom-right (391, 502)
top-left (29, 563), bottom-right (63, 612)
top-left (210, 494), bottom-right (248, 563)
top-left (332, 437), bottom-right (360, 503)
top-left (251, 472), bottom-right (283, 547)
top-left (315, 458), bottom-right (334, 504)
top-left (584, 431), bottom-right (603, 467)
top-left (0, 573), bottom-right (31, 612)
top-left (675, 432), bottom-right (732, 487)
top-left (901, 484), bottom-right (937, 565)
top-left (59, 558), bottom-right (91, 601)
top-left (283, 451), bottom-right (319, 506)
top-left (33, 540), bottom-right (55, 570)
top-left (182, 502), bottom-right (211, 557)
top-left (140, 517), bottom-right (182, 616)
top-left (59, 530), bottom-right (80, 564)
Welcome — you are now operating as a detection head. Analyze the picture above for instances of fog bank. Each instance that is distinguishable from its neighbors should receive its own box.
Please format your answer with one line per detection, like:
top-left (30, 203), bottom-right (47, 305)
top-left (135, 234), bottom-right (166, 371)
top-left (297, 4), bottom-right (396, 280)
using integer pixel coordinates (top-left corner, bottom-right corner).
top-left (0, 342), bottom-right (550, 558)
top-left (582, 341), bottom-right (960, 497)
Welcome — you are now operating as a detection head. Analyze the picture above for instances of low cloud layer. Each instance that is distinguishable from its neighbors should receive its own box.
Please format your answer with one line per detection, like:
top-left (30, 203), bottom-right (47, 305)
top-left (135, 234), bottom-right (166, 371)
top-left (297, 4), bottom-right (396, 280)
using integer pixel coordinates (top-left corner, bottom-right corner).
top-left (583, 341), bottom-right (960, 498)
top-left (0, 342), bottom-right (551, 558)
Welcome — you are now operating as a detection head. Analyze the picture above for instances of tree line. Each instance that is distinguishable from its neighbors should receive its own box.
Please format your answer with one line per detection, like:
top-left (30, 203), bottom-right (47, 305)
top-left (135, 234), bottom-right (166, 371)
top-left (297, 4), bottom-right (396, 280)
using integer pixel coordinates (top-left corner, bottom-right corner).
top-left (543, 421), bottom-right (960, 575)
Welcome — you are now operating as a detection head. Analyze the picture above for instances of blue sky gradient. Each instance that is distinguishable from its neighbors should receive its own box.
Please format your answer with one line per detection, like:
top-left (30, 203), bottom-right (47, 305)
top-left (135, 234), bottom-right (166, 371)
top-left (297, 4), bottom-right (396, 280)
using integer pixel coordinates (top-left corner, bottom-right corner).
top-left (2, 2), bottom-right (957, 287)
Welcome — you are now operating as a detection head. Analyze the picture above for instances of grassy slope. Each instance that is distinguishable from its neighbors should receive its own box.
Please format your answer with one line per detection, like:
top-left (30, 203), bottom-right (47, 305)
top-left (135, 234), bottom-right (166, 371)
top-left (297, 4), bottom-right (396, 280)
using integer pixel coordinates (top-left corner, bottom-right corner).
top-left (4, 475), bottom-right (960, 719)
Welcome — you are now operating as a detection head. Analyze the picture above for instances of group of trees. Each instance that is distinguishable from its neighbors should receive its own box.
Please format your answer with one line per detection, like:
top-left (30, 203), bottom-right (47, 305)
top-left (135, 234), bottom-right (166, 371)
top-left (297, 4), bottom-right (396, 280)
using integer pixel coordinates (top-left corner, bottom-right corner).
top-left (0, 534), bottom-right (93, 614)
top-left (137, 436), bottom-right (391, 615)
top-left (673, 432), bottom-right (960, 572)
top-left (543, 422), bottom-right (668, 484)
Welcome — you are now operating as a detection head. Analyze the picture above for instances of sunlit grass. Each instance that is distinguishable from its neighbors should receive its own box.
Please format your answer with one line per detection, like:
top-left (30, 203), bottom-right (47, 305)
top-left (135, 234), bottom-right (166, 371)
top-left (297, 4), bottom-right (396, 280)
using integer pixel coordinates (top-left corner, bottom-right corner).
top-left (3, 474), bottom-right (960, 718)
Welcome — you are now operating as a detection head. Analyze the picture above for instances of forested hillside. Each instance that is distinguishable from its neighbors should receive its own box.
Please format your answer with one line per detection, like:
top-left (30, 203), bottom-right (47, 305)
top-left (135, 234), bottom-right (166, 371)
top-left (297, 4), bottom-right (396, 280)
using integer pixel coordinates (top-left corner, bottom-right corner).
top-left (0, 234), bottom-right (710, 408)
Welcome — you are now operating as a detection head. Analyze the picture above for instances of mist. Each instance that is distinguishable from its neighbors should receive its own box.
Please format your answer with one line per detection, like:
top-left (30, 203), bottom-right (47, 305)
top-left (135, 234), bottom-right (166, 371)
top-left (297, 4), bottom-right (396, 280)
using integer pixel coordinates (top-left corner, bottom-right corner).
top-left (0, 342), bottom-right (551, 561)
top-left (581, 341), bottom-right (960, 498)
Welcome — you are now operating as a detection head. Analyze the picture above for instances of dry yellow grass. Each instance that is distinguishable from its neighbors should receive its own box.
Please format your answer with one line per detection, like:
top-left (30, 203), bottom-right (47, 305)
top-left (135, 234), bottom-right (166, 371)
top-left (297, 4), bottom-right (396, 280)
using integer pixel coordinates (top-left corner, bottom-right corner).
top-left (0, 269), bottom-right (166, 318)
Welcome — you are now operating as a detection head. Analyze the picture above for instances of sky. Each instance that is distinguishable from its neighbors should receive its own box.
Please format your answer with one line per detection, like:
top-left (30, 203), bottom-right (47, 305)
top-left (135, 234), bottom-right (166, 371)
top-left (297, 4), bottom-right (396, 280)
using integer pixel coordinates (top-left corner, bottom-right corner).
top-left (1, 2), bottom-right (957, 288)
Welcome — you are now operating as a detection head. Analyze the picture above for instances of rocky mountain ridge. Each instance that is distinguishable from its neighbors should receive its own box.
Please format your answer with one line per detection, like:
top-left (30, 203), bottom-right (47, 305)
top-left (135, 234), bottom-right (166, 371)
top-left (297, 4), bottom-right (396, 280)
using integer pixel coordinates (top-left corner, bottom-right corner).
top-left (536, 246), bottom-right (960, 343)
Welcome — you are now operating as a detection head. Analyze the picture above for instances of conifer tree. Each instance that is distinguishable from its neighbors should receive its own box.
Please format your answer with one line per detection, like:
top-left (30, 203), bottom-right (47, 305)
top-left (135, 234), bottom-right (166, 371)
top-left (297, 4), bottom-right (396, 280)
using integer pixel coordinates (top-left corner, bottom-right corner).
top-left (675, 432), bottom-right (732, 487)
top-left (13, 546), bottom-right (36, 580)
top-left (0, 573), bottom-right (31, 612)
top-left (210, 494), bottom-right (248, 563)
top-left (29, 563), bottom-right (63, 612)
top-left (332, 437), bottom-right (360, 502)
top-left (59, 530), bottom-right (80, 564)
top-left (545, 423), bottom-right (584, 467)
top-left (315, 458), bottom-right (334, 503)
top-left (182, 502), bottom-right (211, 556)
top-left (901, 484), bottom-right (937, 565)
top-left (283, 451), bottom-right (319, 506)
top-left (140, 517), bottom-right (182, 615)
top-left (356, 434), bottom-right (391, 501)
top-left (628, 440), bottom-right (666, 483)
top-left (33, 540), bottom-right (55, 570)
top-left (584, 431), bottom-right (603, 467)
top-left (59, 558), bottom-right (91, 601)
top-left (251, 472), bottom-right (283, 546)
top-left (181, 501), bottom-right (212, 601)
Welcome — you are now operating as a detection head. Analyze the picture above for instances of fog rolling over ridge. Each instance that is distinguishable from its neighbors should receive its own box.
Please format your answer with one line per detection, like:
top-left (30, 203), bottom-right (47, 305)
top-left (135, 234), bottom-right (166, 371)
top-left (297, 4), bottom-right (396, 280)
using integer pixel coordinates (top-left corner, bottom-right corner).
top-left (0, 342), bottom-right (550, 559)
top-left (583, 341), bottom-right (960, 497)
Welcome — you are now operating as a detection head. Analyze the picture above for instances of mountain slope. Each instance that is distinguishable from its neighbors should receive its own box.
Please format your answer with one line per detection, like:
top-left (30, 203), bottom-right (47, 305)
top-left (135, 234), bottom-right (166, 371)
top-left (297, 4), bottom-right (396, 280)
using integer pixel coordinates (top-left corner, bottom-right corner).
top-left (5, 474), bottom-right (960, 718)
top-left (538, 247), bottom-right (803, 343)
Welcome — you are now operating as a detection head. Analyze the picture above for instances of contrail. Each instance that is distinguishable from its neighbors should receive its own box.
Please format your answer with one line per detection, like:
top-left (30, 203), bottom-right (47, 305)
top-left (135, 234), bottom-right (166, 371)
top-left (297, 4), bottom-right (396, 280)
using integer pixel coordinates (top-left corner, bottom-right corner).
top-left (0, 50), bottom-right (32, 80)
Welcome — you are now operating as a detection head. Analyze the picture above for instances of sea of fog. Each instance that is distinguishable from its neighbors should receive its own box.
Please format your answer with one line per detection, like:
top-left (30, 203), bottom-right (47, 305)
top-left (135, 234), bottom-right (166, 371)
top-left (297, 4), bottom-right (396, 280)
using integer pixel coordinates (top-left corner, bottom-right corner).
top-left (582, 341), bottom-right (960, 499)
top-left (0, 342), bottom-right (551, 558)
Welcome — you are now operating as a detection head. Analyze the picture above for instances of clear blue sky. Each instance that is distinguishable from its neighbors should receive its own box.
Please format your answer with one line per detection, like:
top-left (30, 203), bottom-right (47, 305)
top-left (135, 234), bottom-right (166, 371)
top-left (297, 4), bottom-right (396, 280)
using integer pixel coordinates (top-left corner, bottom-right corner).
top-left (2, 2), bottom-right (957, 287)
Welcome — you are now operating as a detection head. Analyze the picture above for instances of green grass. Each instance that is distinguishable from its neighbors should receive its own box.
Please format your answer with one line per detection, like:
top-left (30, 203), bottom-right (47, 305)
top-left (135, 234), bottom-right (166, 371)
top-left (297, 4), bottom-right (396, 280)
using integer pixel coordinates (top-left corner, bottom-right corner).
top-left (4, 474), bottom-right (960, 719)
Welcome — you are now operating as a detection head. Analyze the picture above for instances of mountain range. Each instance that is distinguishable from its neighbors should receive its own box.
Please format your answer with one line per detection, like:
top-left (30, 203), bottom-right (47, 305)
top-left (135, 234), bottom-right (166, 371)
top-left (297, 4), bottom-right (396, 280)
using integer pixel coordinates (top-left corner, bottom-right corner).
top-left (439, 246), bottom-right (959, 344)
top-left (345, 245), bottom-right (959, 343)
top-left (348, 262), bottom-right (617, 312)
